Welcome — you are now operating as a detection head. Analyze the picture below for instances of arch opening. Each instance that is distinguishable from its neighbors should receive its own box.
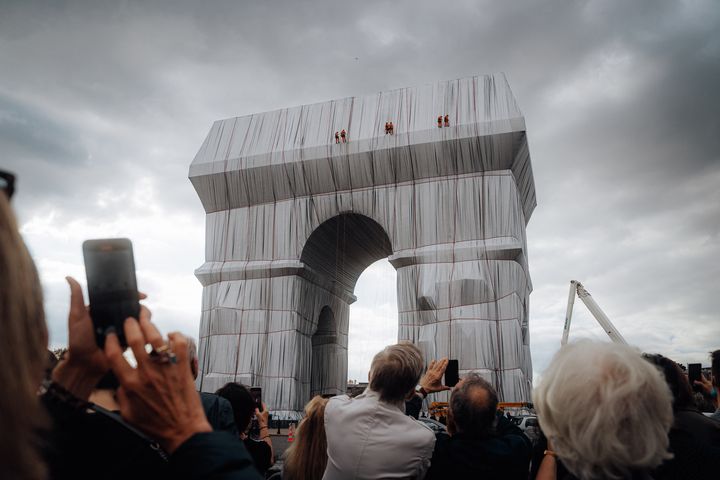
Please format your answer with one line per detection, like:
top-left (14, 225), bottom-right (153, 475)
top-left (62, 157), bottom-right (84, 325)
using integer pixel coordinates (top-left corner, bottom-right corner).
top-left (303, 213), bottom-right (394, 397)
top-left (301, 213), bottom-right (393, 295)
top-left (347, 259), bottom-right (398, 384)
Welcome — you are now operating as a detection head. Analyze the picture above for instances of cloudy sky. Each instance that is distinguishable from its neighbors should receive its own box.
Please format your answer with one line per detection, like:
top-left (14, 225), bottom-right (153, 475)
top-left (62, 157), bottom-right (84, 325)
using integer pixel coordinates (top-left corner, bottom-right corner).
top-left (2, 0), bottom-right (718, 383)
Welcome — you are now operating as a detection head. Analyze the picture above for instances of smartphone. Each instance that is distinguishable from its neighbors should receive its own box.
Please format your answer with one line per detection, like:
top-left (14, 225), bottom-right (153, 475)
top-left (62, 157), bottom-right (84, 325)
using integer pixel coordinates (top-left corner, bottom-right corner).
top-left (445, 359), bottom-right (459, 387)
top-left (688, 363), bottom-right (702, 392)
top-left (248, 386), bottom-right (263, 438)
top-left (83, 238), bottom-right (140, 349)
top-left (250, 386), bottom-right (263, 411)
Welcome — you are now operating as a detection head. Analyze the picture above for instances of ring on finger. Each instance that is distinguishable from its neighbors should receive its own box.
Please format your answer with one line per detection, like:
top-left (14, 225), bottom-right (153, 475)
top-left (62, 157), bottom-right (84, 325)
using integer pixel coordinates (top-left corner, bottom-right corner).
top-left (149, 344), bottom-right (177, 365)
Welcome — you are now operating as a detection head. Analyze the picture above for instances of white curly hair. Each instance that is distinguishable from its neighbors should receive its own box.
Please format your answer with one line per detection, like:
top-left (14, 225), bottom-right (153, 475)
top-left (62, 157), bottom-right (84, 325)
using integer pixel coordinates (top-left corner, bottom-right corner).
top-left (533, 340), bottom-right (673, 480)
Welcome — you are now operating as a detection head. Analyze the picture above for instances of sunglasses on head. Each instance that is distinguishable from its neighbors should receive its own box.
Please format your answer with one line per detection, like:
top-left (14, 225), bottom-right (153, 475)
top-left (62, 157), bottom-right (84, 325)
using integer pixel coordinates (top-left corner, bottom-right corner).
top-left (0, 171), bottom-right (15, 199)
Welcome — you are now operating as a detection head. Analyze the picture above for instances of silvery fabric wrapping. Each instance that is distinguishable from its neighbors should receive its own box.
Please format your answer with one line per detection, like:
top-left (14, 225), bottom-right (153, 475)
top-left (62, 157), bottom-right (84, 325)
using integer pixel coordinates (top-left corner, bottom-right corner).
top-left (189, 74), bottom-right (536, 419)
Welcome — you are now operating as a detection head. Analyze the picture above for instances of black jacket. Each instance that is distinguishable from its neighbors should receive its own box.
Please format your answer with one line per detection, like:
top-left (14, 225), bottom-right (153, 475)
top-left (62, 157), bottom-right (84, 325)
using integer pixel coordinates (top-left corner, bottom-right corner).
top-left (42, 387), bottom-right (260, 480)
top-left (425, 414), bottom-right (532, 480)
top-left (653, 408), bottom-right (720, 480)
top-left (201, 392), bottom-right (239, 435)
top-left (171, 432), bottom-right (262, 480)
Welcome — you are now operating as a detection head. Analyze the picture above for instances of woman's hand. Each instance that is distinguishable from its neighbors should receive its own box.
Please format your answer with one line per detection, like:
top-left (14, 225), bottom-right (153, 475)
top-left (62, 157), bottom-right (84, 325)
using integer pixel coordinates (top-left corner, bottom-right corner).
top-left (256, 402), bottom-right (269, 429)
top-left (52, 277), bottom-right (110, 399)
top-left (694, 373), bottom-right (719, 408)
top-left (52, 277), bottom-right (147, 400)
top-left (694, 373), bottom-right (713, 395)
top-left (256, 402), bottom-right (274, 462)
top-left (105, 310), bottom-right (211, 453)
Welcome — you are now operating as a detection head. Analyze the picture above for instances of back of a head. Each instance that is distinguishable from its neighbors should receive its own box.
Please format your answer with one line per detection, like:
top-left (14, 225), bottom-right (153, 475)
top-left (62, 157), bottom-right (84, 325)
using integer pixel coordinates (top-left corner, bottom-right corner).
top-left (534, 341), bottom-right (673, 480)
top-left (0, 194), bottom-right (48, 479)
top-left (215, 382), bottom-right (255, 433)
top-left (449, 373), bottom-right (498, 437)
top-left (284, 396), bottom-right (329, 480)
top-left (369, 342), bottom-right (424, 403)
top-left (642, 353), bottom-right (695, 410)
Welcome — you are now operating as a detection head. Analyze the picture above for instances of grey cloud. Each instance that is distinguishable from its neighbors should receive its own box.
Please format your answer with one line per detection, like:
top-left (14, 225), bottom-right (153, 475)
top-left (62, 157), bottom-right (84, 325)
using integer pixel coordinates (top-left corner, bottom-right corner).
top-left (1, 0), bottom-right (718, 375)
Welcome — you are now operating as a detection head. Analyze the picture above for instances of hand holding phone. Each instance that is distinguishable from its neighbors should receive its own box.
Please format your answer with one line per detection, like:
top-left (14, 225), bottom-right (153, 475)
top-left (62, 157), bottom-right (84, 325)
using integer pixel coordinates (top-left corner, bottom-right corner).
top-left (688, 363), bottom-right (702, 392)
top-left (250, 387), bottom-right (263, 411)
top-left (83, 238), bottom-right (140, 348)
top-left (418, 358), bottom-right (452, 395)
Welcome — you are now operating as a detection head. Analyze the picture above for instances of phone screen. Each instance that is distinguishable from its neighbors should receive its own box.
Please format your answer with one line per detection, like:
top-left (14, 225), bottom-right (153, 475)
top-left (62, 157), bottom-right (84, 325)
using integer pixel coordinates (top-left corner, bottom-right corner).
top-left (445, 359), bottom-right (459, 387)
top-left (83, 238), bottom-right (139, 348)
top-left (250, 387), bottom-right (262, 411)
top-left (688, 363), bottom-right (702, 391)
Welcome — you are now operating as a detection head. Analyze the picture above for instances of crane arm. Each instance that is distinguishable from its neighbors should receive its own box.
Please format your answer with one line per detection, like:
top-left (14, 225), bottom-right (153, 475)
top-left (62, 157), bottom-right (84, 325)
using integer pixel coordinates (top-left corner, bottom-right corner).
top-left (562, 280), bottom-right (628, 346)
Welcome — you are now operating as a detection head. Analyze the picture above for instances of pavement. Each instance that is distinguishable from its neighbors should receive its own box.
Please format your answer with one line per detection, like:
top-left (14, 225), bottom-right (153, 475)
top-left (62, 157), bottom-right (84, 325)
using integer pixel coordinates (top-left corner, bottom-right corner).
top-left (270, 429), bottom-right (292, 461)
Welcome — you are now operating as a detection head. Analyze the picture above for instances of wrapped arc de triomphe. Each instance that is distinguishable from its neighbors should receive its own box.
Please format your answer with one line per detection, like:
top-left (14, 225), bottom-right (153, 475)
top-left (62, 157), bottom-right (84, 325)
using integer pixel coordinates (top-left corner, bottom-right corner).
top-left (189, 74), bottom-right (536, 419)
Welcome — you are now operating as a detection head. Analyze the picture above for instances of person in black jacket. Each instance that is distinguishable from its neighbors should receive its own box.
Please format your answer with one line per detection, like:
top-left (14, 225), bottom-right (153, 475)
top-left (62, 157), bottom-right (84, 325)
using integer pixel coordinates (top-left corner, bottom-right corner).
top-left (187, 338), bottom-right (238, 435)
top-left (425, 373), bottom-right (532, 480)
top-left (216, 382), bottom-right (275, 475)
top-left (643, 353), bottom-right (720, 479)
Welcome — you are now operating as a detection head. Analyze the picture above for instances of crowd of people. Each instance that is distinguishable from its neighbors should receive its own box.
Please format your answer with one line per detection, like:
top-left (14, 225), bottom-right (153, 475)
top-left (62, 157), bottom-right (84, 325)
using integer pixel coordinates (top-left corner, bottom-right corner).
top-left (1, 171), bottom-right (720, 480)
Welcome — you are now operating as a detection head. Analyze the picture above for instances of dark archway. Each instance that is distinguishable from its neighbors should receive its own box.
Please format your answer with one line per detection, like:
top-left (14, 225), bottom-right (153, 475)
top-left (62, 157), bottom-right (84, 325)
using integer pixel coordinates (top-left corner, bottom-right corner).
top-left (303, 213), bottom-right (393, 396)
top-left (301, 213), bottom-right (393, 295)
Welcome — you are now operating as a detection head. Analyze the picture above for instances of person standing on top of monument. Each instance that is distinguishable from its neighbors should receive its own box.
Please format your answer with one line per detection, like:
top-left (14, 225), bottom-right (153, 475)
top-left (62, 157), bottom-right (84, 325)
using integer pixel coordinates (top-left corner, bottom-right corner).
top-left (444, 114), bottom-right (450, 127)
top-left (385, 122), bottom-right (390, 135)
top-left (389, 121), bottom-right (394, 134)
top-left (437, 115), bottom-right (443, 128)
top-left (340, 129), bottom-right (347, 143)
top-left (334, 131), bottom-right (340, 144)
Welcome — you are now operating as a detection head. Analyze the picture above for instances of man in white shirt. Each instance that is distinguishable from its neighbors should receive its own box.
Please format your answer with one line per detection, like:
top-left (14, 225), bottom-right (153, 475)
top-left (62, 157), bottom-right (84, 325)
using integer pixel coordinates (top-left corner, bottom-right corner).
top-left (323, 343), bottom-right (437, 480)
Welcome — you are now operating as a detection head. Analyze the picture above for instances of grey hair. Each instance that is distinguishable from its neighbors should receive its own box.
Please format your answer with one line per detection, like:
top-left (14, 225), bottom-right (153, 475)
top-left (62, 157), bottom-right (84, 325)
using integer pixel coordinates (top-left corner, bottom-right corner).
top-left (449, 373), bottom-right (498, 437)
top-left (534, 341), bottom-right (673, 480)
top-left (187, 337), bottom-right (198, 361)
top-left (369, 342), bottom-right (424, 402)
top-left (186, 337), bottom-right (198, 378)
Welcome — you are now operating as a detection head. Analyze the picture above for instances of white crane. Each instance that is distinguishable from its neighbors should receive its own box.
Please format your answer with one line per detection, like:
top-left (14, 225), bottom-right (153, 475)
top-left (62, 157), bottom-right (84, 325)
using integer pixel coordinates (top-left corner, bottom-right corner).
top-left (562, 280), bottom-right (627, 346)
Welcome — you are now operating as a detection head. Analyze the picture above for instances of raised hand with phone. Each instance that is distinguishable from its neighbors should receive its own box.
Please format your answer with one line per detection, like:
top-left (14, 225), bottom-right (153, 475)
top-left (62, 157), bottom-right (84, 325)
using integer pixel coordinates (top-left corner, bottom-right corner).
top-left (53, 239), bottom-right (254, 458)
top-left (416, 358), bottom-right (454, 398)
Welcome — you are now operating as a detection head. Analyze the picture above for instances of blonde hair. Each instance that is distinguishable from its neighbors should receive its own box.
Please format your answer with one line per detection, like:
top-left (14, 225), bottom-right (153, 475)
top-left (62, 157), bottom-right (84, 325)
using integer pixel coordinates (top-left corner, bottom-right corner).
top-left (0, 194), bottom-right (48, 479)
top-left (369, 342), bottom-right (424, 402)
top-left (534, 341), bottom-right (673, 480)
top-left (283, 396), bottom-right (329, 480)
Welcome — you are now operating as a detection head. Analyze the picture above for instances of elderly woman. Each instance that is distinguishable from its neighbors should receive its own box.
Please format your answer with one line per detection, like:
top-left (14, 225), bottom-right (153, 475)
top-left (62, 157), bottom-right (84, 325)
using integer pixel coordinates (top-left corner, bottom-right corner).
top-left (533, 341), bottom-right (673, 480)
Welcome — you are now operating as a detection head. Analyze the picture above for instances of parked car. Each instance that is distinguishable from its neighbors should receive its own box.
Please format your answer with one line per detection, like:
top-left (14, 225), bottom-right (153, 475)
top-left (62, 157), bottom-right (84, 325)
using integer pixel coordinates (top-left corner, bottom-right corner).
top-left (417, 416), bottom-right (447, 434)
top-left (510, 415), bottom-right (540, 443)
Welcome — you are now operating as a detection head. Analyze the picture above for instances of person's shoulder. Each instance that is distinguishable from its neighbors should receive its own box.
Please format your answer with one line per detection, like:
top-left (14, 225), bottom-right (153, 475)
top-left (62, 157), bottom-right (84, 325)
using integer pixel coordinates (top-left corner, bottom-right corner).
top-left (199, 391), bottom-right (218, 407)
top-left (675, 408), bottom-right (720, 430)
top-left (399, 416), bottom-right (436, 444)
top-left (325, 394), bottom-right (352, 415)
top-left (327, 394), bottom-right (351, 407)
top-left (171, 432), bottom-right (262, 479)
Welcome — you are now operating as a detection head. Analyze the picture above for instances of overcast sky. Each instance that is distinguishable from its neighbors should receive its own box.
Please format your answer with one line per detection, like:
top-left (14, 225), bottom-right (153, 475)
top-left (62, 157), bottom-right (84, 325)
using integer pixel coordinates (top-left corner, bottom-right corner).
top-left (2, 0), bottom-right (718, 383)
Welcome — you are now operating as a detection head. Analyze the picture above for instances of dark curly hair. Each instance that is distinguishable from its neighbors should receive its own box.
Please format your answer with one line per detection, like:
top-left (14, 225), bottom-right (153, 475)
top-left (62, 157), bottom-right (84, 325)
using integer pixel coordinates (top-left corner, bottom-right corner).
top-left (216, 382), bottom-right (256, 433)
top-left (642, 353), bottom-right (695, 410)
